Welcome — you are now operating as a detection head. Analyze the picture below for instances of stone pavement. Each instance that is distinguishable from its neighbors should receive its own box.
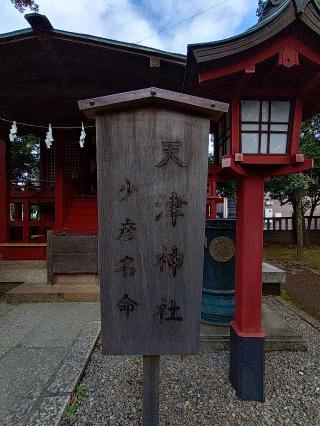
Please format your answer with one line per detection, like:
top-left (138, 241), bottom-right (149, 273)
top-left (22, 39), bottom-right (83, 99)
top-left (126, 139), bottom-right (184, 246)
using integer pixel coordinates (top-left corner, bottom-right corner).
top-left (0, 302), bottom-right (100, 426)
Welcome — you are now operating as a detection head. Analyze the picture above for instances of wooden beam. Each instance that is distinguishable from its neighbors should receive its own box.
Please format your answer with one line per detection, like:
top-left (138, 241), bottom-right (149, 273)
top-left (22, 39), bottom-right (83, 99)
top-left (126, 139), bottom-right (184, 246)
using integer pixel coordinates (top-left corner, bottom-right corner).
top-left (199, 36), bottom-right (320, 83)
top-left (231, 97), bottom-right (240, 155)
top-left (150, 57), bottom-right (160, 87)
top-left (266, 158), bottom-right (314, 176)
top-left (233, 72), bottom-right (254, 95)
top-left (299, 69), bottom-right (320, 99)
top-left (25, 13), bottom-right (54, 33)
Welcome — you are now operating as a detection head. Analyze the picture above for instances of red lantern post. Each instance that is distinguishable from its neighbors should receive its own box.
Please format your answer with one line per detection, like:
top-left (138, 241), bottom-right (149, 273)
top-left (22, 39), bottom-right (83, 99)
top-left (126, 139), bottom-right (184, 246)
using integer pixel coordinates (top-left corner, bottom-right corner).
top-left (185, 0), bottom-right (319, 401)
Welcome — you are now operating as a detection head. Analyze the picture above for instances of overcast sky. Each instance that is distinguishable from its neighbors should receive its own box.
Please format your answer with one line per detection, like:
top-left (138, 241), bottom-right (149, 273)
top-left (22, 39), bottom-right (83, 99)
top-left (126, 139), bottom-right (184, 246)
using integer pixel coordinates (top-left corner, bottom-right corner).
top-left (0, 0), bottom-right (259, 54)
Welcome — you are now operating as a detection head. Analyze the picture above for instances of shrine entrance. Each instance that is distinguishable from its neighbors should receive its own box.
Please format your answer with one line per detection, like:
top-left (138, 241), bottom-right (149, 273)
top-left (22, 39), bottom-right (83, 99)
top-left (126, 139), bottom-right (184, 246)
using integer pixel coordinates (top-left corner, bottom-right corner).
top-left (0, 12), bottom-right (186, 260)
top-left (64, 137), bottom-right (97, 197)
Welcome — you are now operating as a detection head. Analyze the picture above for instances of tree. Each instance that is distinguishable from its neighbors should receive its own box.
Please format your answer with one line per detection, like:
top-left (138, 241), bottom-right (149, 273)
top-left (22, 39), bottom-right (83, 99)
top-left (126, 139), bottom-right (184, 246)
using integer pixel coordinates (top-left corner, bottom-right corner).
top-left (267, 114), bottom-right (320, 256)
top-left (10, 134), bottom-right (40, 181)
top-left (10, 0), bottom-right (39, 13)
top-left (266, 173), bottom-right (312, 257)
top-left (299, 115), bottom-right (320, 243)
top-left (208, 149), bottom-right (237, 199)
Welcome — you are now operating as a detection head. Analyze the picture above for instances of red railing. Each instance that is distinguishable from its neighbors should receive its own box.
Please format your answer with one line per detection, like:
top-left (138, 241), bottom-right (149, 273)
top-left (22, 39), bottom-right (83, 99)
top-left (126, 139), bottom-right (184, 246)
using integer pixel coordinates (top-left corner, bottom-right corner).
top-left (206, 175), bottom-right (224, 219)
top-left (10, 179), bottom-right (55, 193)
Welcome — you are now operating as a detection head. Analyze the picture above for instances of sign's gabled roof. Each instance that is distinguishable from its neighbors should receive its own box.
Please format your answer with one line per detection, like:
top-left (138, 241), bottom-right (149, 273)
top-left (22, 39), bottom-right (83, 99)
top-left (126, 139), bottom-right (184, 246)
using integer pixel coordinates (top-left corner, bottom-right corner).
top-left (78, 87), bottom-right (228, 121)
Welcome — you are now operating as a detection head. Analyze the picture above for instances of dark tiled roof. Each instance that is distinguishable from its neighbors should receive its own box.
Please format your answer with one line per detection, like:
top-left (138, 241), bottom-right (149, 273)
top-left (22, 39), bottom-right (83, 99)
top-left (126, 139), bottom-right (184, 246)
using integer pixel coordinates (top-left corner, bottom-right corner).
top-left (187, 0), bottom-right (320, 64)
top-left (0, 13), bottom-right (185, 63)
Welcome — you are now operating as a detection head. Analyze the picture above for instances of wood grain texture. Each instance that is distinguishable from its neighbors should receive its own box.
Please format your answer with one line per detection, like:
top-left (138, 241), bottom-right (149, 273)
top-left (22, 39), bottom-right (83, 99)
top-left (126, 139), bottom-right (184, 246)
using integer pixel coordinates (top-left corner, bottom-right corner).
top-left (52, 234), bottom-right (98, 274)
top-left (143, 355), bottom-right (160, 426)
top-left (97, 106), bottom-right (210, 355)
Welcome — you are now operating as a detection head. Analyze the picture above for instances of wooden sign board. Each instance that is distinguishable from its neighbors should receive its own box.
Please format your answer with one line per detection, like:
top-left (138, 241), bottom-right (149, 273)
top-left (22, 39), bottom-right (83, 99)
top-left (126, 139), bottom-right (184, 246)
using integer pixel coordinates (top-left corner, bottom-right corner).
top-left (79, 88), bottom-right (228, 355)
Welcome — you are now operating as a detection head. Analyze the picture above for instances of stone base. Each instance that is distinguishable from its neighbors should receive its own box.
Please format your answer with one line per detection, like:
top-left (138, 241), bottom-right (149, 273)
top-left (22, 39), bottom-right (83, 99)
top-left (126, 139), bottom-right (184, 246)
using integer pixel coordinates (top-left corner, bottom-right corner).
top-left (200, 304), bottom-right (306, 352)
top-left (229, 322), bottom-right (265, 402)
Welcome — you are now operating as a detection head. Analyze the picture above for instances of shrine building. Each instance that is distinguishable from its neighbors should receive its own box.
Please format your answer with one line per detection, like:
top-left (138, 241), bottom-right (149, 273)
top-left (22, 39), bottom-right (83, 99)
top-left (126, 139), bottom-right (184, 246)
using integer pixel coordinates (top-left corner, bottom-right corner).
top-left (1, 0), bottom-right (320, 288)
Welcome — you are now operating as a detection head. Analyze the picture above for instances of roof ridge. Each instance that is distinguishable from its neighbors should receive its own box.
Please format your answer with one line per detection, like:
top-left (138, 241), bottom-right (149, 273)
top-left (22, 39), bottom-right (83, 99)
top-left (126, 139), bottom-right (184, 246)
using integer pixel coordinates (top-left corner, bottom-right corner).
top-left (0, 13), bottom-right (185, 62)
top-left (52, 29), bottom-right (186, 60)
top-left (189, 0), bottom-right (320, 51)
top-left (259, 0), bottom-right (315, 21)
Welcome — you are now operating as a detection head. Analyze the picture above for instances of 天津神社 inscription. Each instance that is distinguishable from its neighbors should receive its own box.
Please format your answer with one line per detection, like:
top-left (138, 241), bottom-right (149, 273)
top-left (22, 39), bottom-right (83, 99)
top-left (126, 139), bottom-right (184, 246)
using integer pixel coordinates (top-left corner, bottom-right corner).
top-left (79, 87), bottom-right (228, 355)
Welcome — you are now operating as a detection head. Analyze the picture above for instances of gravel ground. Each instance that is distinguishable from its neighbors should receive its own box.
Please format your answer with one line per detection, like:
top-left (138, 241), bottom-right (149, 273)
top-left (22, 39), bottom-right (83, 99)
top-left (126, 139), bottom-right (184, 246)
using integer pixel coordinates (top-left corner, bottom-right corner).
top-left (62, 297), bottom-right (320, 426)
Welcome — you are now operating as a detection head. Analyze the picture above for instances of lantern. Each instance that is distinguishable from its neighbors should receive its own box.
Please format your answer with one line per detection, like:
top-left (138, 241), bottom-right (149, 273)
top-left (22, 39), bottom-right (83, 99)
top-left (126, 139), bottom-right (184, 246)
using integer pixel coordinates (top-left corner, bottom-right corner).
top-left (240, 99), bottom-right (291, 155)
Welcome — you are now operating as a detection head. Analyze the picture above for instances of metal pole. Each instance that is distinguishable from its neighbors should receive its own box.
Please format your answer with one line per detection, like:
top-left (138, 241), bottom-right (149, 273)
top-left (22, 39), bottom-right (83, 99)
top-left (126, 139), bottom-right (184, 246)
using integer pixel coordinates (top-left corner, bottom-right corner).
top-left (143, 355), bottom-right (160, 426)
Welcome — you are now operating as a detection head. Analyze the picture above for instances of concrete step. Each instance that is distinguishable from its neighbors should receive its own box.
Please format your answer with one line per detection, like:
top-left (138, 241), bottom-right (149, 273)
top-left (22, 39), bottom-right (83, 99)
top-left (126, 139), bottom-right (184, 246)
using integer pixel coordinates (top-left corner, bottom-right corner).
top-left (54, 273), bottom-right (99, 285)
top-left (5, 282), bottom-right (100, 303)
top-left (0, 261), bottom-right (47, 284)
top-left (0, 260), bottom-right (47, 270)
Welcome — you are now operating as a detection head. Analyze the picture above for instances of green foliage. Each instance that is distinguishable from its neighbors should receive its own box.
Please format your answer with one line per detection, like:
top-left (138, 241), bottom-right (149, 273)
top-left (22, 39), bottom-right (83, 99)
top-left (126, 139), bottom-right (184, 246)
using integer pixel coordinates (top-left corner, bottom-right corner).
top-left (267, 114), bottom-right (320, 251)
top-left (267, 114), bottom-right (320, 215)
top-left (66, 403), bottom-right (77, 419)
top-left (10, 0), bottom-right (39, 12)
top-left (65, 384), bottom-right (88, 421)
top-left (217, 181), bottom-right (237, 199)
top-left (208, 147), bottom-right (237, 199)
top-left (266, 173), bottom-right (312, 207)
top-left (75, 384), bottom-right (88, 397)
top-left (300, 115), bottom-right (320, 209)
top-left (10, 134), bottom-right (40, 181)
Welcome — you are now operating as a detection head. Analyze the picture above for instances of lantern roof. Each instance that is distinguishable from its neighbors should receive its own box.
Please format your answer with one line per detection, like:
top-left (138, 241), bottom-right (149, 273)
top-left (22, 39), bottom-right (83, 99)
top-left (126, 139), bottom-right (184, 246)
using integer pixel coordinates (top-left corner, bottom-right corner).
top-left (186, 0), bottom-right (319, 65)
top-left (184, 0), bottom-right (320, 119)
top-left (258, 1), bottom-right (312, 21)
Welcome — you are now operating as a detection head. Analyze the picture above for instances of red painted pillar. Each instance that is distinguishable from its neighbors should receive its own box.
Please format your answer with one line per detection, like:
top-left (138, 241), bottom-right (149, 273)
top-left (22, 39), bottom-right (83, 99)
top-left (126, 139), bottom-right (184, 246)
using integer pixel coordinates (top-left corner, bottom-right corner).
top-left (229, 175), bottom-right (266, 402)
top-left (233, 175), bottom-right (265, 334)
top-left (22, 200), bottom-right (30, 243)
top-left (54, 137), bottom-right (64, 234)
top-left (0, 139), bottom-right (9, 243)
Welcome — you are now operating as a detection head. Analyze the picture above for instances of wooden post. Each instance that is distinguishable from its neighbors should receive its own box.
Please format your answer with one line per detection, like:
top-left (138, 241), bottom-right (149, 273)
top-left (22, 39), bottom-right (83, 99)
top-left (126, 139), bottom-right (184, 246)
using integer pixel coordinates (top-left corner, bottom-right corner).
top-left (229, 175), bottom-right (266, 402)
top-left (143, 355), bottom-right (160, 426)
top-left (231, 96), bottom-right (240, 155)
top-left (22, 200), bottom-right (30, 243)
top-left (78, 87), bottom-right (228, 420)
top-left (234, 175), bottom-right (264, 333)
top-left (47, 230), bottom-right (54, 285)
top-left (54, 137), bottom-right (64, 234)
top-left (0, 139), bottom-right (9, 243)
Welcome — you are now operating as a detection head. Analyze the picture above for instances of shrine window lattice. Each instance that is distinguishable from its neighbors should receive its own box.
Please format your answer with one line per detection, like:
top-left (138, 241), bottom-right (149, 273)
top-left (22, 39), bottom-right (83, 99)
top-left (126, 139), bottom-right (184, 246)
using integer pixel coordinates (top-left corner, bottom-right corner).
top-left (64, 140), bottom-right (80, 183)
